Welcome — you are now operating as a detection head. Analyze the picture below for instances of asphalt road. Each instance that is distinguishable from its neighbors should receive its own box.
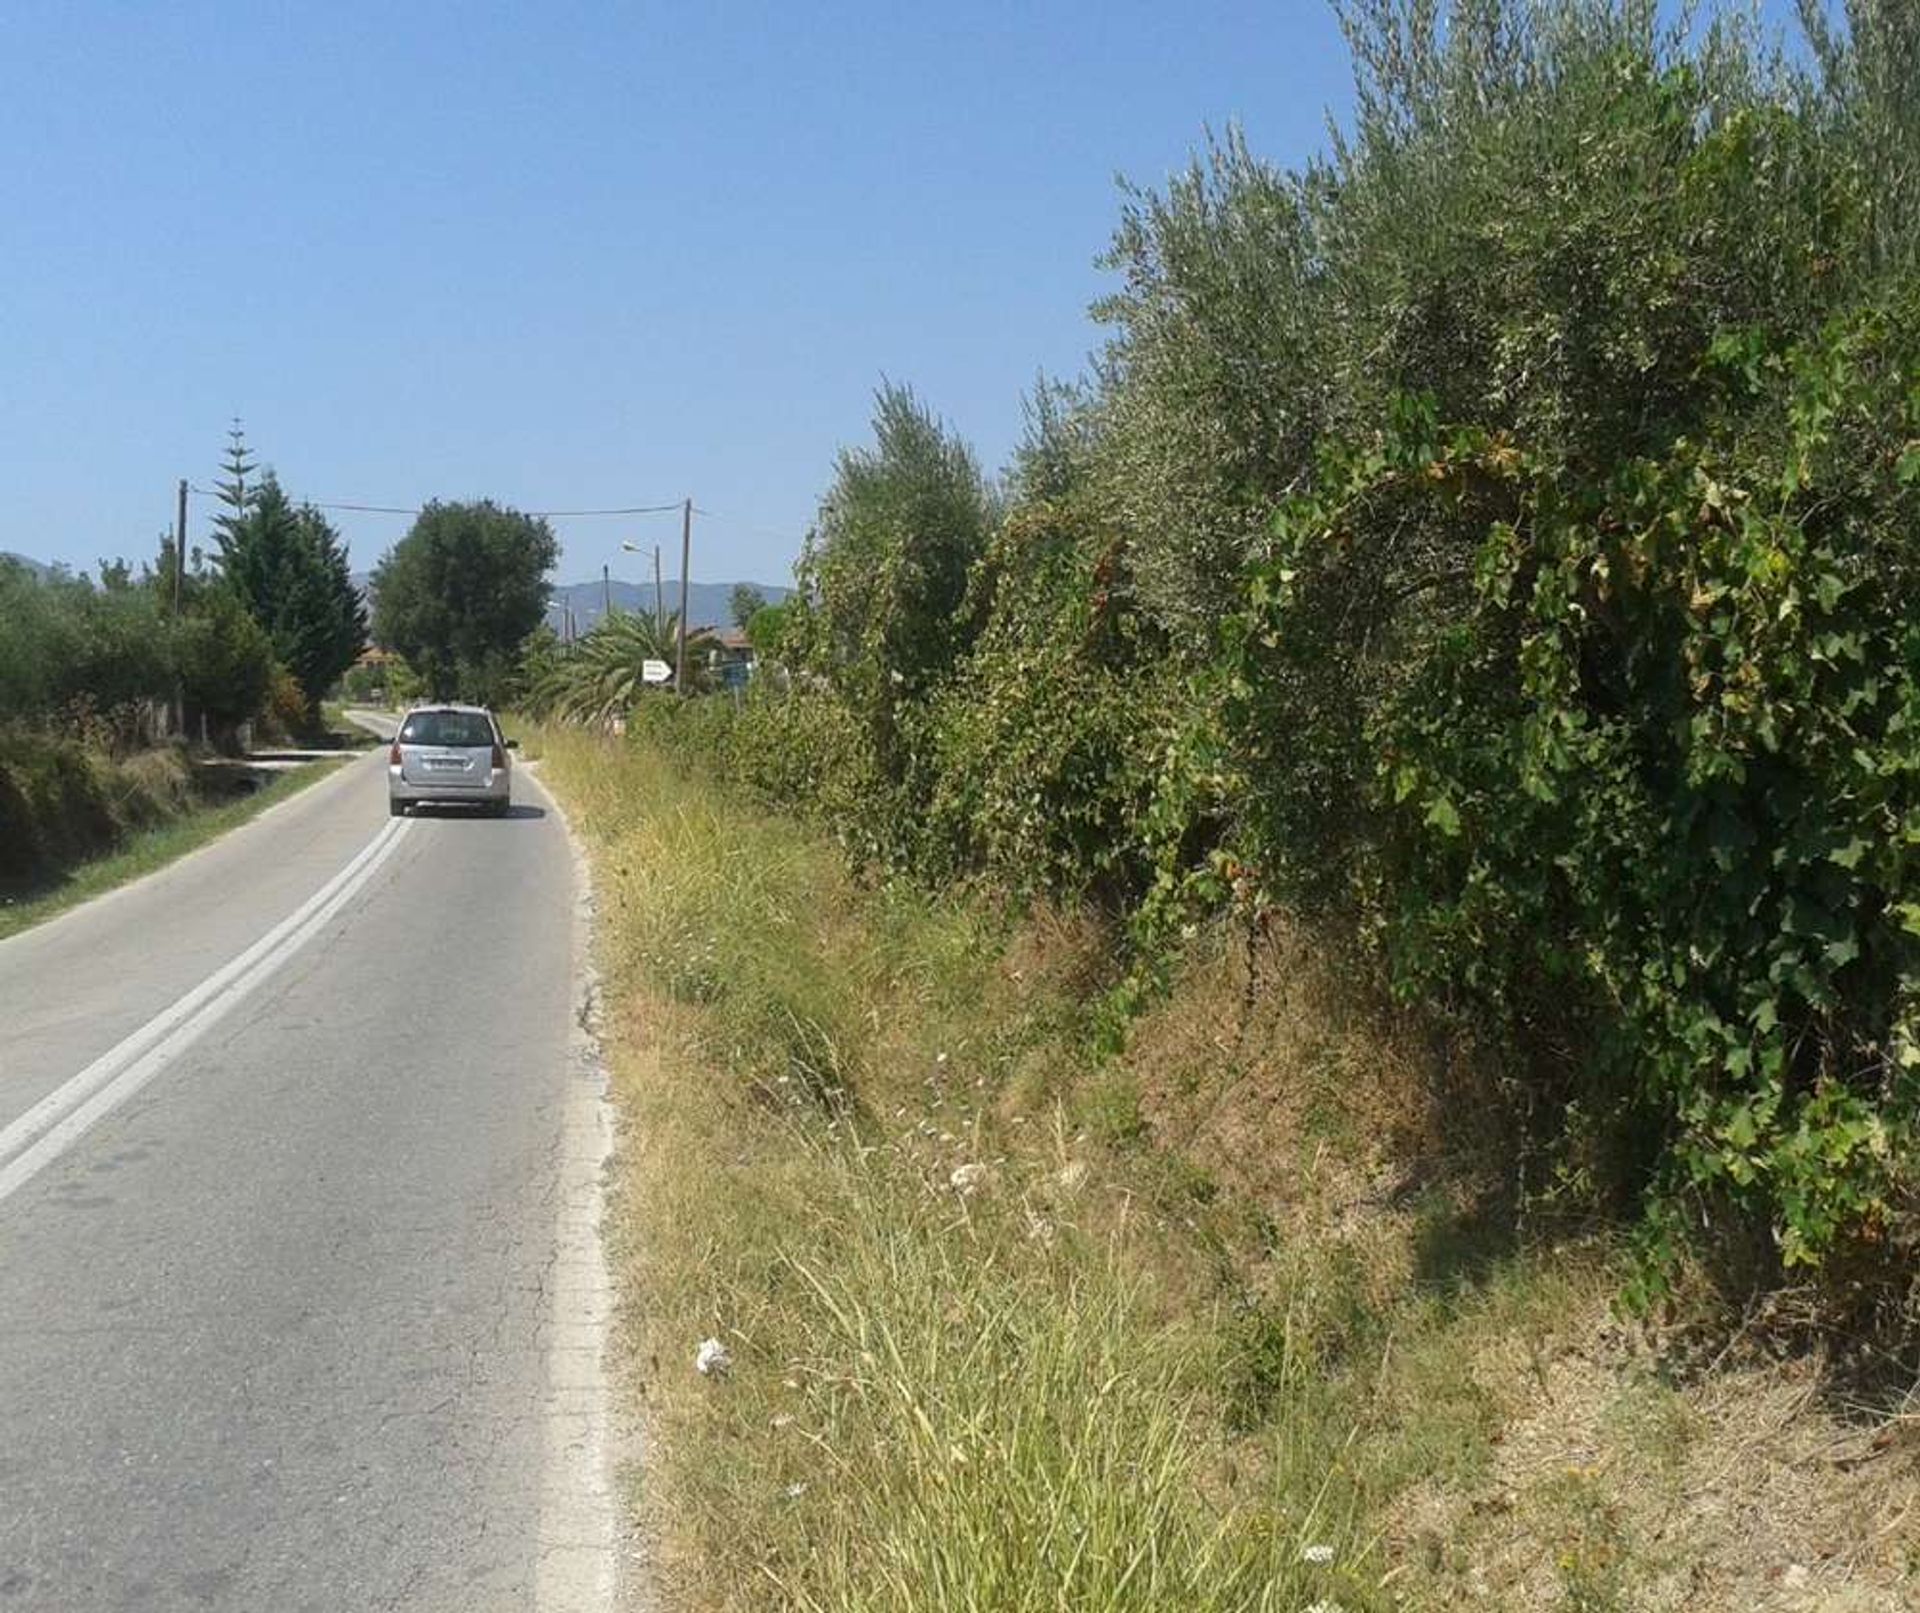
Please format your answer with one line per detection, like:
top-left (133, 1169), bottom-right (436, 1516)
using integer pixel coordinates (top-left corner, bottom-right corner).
top-left (0, 731), bottom-right (614, 1611)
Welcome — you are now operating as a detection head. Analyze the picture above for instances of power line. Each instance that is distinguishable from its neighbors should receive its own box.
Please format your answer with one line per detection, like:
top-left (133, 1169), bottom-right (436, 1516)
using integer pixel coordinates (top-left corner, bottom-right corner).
top-left (523, 504), bottom-right (685, 519)
top-left (186, 486), bottom-right (685, 519)
top-left (692, 506), bottom-right (807, 545)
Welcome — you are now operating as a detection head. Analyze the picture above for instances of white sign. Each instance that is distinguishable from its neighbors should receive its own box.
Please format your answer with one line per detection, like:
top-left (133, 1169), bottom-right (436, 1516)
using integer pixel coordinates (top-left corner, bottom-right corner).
top-left (641, 658), bottom-right (673, 685)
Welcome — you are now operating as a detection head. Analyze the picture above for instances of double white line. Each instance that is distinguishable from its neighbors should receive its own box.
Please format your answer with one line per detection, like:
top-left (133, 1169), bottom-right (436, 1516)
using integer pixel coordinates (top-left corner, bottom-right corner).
top-left (0, 815), bottom-right (415, 1206)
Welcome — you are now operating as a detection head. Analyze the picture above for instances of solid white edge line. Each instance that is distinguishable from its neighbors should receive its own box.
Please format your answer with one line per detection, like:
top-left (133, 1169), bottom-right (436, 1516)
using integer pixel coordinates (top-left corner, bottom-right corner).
top-left (0, 812), bottom-right (404, 1173)
top-left (529, 766), bottom-right (625, 1613)
top-left (0, 816), bottom-right (414, 1206)
top-left (0, 745), bottom-right (382, 957)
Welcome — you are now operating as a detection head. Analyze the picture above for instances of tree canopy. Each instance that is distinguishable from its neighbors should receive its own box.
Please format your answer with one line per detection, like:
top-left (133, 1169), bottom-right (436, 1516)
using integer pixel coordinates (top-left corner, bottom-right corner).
top-left (593, 0), bottom-right (1920, 1296)
top-left (371, 500), bottom-right (558, 702)
top-left (214, 473), bottom-right (366, 724)
top-left (729, 584), bottom-right (767, 630)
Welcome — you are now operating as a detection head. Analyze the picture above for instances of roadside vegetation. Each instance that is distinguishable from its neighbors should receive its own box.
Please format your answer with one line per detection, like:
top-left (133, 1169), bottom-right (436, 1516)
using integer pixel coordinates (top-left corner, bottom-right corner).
top-left (0, 426), bottom-right (366, 898)
top-left (617, 0), bottom-right (1920, 1318)
top-left (370, 499), bottom-right (558, 705)
top-left (523, 0), bottom-right (1920, 1604)
top-left (0, 751), bottom-right (347, 942)
top-left (536, 724), bottom-right (1917, 1609)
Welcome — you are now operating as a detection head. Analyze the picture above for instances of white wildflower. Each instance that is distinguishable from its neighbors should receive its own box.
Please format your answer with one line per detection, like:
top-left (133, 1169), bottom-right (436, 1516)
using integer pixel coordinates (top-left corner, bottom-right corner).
top-left (695, 1337), bottom-right (732, 1377)
top-left (949, 1162), bottom-right (989, 1195)
top-left (1301, 1543), bottom-right (1336, 1565)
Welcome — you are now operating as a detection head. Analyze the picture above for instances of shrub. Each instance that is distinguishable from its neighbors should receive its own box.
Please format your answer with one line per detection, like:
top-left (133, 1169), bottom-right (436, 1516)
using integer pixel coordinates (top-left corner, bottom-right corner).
top-left (521, 0), bottom-right (1920, 1294)
top-left (0, 731), bottom-right (193, 886)
top-left (925, 499), bottom-right (1203, 904)
top-left (262, 664), bottom-right (310, 742)
top-left (176, 587), bottom-right (275, 739)
top-left (1234, 304), bottom-right (1920, 1275)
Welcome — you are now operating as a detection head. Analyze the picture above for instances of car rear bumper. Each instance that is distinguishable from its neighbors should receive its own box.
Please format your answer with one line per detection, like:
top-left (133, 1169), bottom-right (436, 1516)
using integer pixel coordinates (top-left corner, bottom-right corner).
top-left (388, 767), bottom-right (510, 805)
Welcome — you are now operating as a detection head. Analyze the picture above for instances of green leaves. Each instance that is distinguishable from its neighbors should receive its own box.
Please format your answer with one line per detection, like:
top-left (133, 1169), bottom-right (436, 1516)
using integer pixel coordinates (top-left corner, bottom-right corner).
top-left (371, 500), bottom-right (557, 704)
top-left (214, 473), bottom-right (366, 728)
top-left (1231, 301), bottom-right (1920, 1281)
top-left (529, 610), bottom-right (711, 725)
top-left (612, 0), bottom-right (1920, 1306)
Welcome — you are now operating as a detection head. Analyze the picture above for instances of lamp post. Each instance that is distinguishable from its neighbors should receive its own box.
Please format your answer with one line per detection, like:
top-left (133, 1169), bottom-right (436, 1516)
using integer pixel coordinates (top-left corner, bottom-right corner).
top-left (620, 539), bottom-right (662, 636)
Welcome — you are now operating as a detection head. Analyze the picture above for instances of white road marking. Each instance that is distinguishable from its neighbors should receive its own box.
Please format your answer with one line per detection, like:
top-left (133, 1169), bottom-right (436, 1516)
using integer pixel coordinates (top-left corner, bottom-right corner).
top-left (0, 814), bottom-right (414, 1206)
top-left (532, 769), bottom-right (624, 1613)
top-left (0, 750), bottom-right (378, 956)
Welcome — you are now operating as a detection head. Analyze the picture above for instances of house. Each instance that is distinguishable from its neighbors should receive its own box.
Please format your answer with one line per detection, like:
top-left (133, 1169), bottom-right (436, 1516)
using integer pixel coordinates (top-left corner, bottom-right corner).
top-left (705, 627), bottom-right (756, 692)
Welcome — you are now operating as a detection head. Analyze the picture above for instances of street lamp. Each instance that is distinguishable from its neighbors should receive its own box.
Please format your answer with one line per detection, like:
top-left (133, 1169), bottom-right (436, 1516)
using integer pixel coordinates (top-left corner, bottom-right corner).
top-left (622, 539), bottom-right (665, 634)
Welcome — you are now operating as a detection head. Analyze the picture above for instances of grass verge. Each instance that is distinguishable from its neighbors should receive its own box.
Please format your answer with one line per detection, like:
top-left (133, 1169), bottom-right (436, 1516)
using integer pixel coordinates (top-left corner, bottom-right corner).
top-left (534, 724), bottom-right (1920, 1612)
top-left (0, 754), bottom-right (350, 942)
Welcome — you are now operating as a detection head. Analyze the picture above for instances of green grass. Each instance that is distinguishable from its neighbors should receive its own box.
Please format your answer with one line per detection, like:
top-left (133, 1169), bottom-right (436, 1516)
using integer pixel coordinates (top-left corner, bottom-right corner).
top-left (0, 756), bottom-right (350, 942)
top-left (533, 719), bottom-right (1919, 1612)
top-left (536, 723), bottom-right (1391, 1612)
top-left (320, 701), bottom-right (389, 742)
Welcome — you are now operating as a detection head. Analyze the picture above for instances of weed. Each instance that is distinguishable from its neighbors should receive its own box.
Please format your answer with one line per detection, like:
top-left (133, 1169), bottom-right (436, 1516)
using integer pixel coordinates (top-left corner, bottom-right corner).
top-left (537, 724), bottom-right (1919, 1612)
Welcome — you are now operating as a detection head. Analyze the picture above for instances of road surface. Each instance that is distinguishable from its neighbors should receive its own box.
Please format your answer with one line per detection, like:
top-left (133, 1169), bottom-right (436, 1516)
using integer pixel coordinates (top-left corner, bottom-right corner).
top-left (0, 729), bottom-right (616, 1611)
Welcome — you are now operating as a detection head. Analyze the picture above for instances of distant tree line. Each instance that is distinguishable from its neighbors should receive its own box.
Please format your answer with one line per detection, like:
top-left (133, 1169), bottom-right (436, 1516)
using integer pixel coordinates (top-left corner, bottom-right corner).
top-left (0, 426), bottom-right (367, 751)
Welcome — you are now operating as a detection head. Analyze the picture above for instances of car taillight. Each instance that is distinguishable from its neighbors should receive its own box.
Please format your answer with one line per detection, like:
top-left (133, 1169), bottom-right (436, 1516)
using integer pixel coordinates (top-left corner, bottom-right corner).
top-left (492, 742), bottom-right (507, 769)
top-left (389, 741), bottom-right (401, 765)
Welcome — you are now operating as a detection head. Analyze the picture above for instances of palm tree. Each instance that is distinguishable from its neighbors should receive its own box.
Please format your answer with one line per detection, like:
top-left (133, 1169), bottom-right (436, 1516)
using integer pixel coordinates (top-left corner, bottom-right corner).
top-left (531, 610), bottom-right (714, 725)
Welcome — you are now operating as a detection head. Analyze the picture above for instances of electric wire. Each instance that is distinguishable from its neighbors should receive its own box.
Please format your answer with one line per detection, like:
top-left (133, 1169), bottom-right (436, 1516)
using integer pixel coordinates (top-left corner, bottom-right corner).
top-left (187, 486), bottom-right (685, 520)
top-left (691, 506), bottom-right (807, 544)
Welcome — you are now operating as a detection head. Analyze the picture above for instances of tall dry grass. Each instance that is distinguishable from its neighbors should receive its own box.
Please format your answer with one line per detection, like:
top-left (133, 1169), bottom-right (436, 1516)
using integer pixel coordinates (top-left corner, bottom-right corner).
top-left (532, 724), bottom-right (1919, 1611)
top-left (531, 724), bottom-right (1380, 1611)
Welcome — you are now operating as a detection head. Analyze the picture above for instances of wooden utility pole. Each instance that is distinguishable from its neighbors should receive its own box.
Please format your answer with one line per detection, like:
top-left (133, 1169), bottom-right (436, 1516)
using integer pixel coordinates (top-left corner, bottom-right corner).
top-left (675, 498), bottom-right (692, 693)
top-left (173, 479), bottom-right (187, 615)
top-left (653, 545), bottom-right (664, 636)
top-left (602, 562), bottom-right (613, 624)
top-left (173, 478), bottom-right (188, 739)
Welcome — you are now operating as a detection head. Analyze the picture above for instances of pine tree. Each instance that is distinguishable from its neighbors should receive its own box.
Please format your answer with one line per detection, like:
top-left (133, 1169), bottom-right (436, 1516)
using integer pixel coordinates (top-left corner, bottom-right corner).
top-left (212, 419), bottom-right (256, 529)
top-left (214, 471), bottom-right (366, 728)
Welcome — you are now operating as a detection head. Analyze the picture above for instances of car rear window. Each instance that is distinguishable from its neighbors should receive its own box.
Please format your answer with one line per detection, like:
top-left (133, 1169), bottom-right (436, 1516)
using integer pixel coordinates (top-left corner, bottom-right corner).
top-left (399, 711), bottom-right (496, 747)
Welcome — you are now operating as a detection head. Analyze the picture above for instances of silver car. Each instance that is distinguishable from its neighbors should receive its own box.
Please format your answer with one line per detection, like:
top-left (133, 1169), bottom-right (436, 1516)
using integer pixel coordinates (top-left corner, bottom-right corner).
top-left (387, 704), bottom-right (516, 817)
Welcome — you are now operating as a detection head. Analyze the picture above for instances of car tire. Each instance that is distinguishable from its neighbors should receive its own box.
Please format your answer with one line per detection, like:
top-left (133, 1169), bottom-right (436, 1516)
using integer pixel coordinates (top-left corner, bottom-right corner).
top-left (389, 799), bottom-right (407, 818)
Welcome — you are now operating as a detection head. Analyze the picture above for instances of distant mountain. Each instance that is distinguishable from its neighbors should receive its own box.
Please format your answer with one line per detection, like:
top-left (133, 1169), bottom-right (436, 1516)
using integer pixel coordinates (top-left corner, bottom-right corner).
top-left (352, 571), bottom-right (791, 643)
top-left (1, 551), bottom-right (50, 579)
top-left (543, 578), bottom-right (791, 637)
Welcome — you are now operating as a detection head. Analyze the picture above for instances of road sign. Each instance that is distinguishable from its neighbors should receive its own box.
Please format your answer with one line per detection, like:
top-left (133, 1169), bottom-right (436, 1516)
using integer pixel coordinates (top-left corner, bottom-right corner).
top-left (642, 658), bottom-right (673, 685)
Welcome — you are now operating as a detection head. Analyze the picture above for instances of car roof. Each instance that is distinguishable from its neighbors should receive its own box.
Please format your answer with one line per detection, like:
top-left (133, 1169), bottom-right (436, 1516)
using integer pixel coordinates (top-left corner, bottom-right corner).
top-left (402, 703), bottom-right (493, 716)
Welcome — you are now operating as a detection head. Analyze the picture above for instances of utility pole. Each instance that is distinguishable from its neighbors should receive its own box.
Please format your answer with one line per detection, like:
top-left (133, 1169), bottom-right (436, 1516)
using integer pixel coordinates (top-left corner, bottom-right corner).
top-left (173, 478), bottom-right (188, 739)
top-left (602, 562), bottom-right (613, 624)
top-left (653, 545), bottom-right (664, 637)
top-left (675, 498), bottom-right (692, 694)
top-left (173, 479), bottom-right (187, 616)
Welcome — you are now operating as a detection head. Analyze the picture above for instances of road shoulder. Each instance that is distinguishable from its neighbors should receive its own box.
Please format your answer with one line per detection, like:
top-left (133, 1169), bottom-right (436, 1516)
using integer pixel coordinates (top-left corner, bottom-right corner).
top-left (523, 761), bottom-right (641, 1613)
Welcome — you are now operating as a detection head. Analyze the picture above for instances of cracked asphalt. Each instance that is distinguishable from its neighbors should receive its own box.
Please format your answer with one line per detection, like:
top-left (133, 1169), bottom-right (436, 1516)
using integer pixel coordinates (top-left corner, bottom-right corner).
top-left (0, 744), bottom-right (585, 1610)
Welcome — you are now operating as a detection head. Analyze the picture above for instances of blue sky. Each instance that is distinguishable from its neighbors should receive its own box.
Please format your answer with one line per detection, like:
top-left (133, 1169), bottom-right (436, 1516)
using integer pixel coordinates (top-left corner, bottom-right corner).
top-left (4, 1), bottom-right (1807, 587)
